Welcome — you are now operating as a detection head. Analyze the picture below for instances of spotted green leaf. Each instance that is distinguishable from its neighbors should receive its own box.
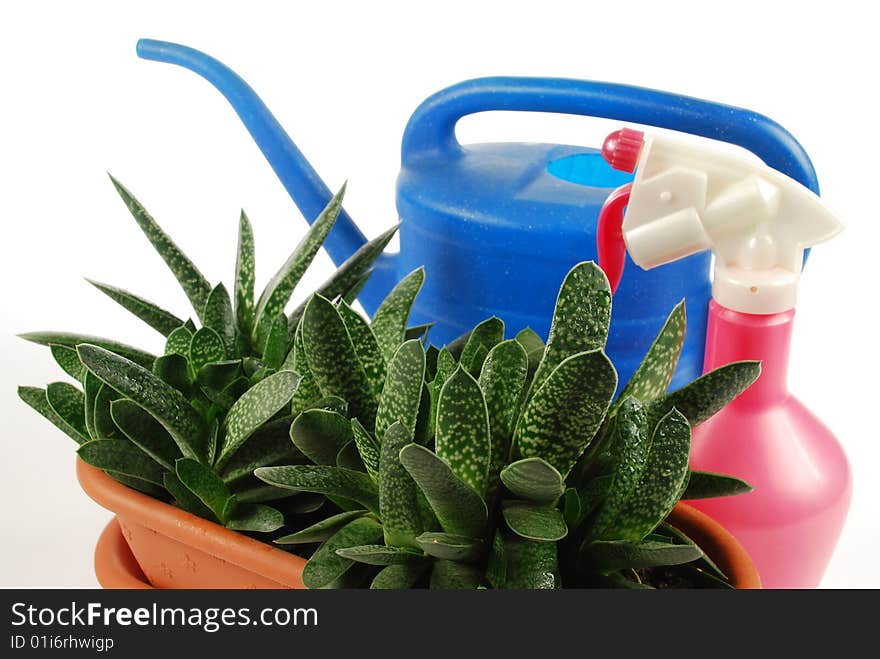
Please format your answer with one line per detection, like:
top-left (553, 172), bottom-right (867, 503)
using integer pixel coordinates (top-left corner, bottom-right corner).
top-left (371, 562), bottom-right (429, 589)
top-left (399, 444), bottom-right (487, 538)
top-left (286, 224), bottom-right (399, 329)
top-left (655, 361), bottom-right (761, 427)
top-left (430, 560), bottom-right (484, 590)
top-left (371, 267), bottom-right (425, 362)
top-left (528, 262), bottom-right (612, 400)
top-left (459, 317), bottom-right (504, 376)
top-left (502, 501), bottom-right (567, 542)
top-left (255, 465), bottom-right (379, 515)
top-left (290, 409), bottom-right (352, 466)
top-left (164, 326), bottom-right (193, 357)
top-left (275, 510), bottom-right (367, 545)
top-left (416, 532), bottom-right (484, 562)
top-left (335, 545), bottom-right (425, 566)
top-left (92, 384), bottom-right (119, 439)
top-left (204, 283), bottom-right (236, 358)
top-left (253, 185), bottom-right (345, 349)
top-left (219, 418), bottom-right (302, 484)
top-left (163, 472), bottom-right (216, 520)
top-left (616, 301), bottom-right (686, 410)
top-left (380, 422), bottom-right (424, 549)
top-left (76, 344), bottom-right (207, 461)
top-left (514, 350), bottom-right (617, 478)
top-left (598, 408), bottom-right (691, 542)
top-left (20, 331), bottom-right (155, 369)
top-left (479, 340), bottom-right (529, 490)
top-left (590, 398), bottom-right (652, 539)
top-left (337, 301), bottom-right (386, 395)
top-left (287, 321), bottom-right (322, 416)
top-left (110, 399), bottom-right (182, 471)
top-left (109, 176), bottom-right (212, 321)
top-left (351, 418), bottom-right (380, 482)
top-left (503, 534), bottom-right (559, 589)
top-left (301, 295), bottom-right (377, 429)
top-left (78, 439), bottom-right (167, 486)
top-left (262, 314), bottom-right (288, 370)
top-left (376, 340), bottom-right (426, 441)
top-left (217, 370), bottom-right (300, 467)
top-left (430, 347), bottom-right (457, 438)
top-left (49, 344), bottom-right (85, 381)
top-left (189, 327), bottom-right (226, 373)
top-left (514, 327), bottom-right (544, 355)
top-left (18, 386), bottom-right (89, 445)
top-left (45, 382), bottom-right (88, 439)
top-left (83, 372), bottom-right (100, 439)
top-left (234, 211), bottom-right (256, 339)
top-left (581, 539), bottom-right (703, 572)
top-left (86, 279), bottom-right (183, 336)
top-left (175, 457), bottom-right (233, 522)
top-left (435, 367), bottom-right (491, 497)
top-left (683, 470), bottom-right (753, 499)
top-left (225, 504), bottom-right (284, 533)
top-left (153, 354), bottom-right (191, 395)
top-left (302, 516), bottom-right (384, 589)
top-left (500, 458), bottom-right (565, 504)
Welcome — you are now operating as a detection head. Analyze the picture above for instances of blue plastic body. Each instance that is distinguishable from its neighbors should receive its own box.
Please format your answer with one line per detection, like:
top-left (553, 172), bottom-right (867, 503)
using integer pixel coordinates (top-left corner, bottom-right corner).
top-left (135, 39), bottom-right (819, 389)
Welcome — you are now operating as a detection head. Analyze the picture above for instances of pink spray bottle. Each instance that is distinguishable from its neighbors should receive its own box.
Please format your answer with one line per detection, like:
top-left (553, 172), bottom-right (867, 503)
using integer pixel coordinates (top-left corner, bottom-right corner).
top-left (596, 128), bottom-right (851, 588)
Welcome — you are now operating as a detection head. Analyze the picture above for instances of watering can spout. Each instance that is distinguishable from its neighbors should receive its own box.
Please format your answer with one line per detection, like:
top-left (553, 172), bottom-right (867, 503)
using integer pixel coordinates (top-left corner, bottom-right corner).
top-left (135, 39), bottom-right (394, 312)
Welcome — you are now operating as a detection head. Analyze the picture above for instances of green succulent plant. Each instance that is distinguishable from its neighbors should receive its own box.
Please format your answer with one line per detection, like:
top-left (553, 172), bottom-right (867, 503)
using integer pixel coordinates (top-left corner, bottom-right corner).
top-left (18, 177), bottom-right (413, 536)
top-left (256, 262), bottom-right (759, 588)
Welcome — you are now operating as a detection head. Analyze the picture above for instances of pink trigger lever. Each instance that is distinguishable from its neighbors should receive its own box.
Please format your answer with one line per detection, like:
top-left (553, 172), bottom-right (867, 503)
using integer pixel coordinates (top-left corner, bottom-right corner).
top-left (596, 183), bottom-right (631, 295)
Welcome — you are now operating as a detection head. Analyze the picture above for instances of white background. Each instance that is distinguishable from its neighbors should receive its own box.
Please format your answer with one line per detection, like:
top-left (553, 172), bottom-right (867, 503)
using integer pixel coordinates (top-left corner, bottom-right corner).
top-left (1, 1), bottom-right (876, 587)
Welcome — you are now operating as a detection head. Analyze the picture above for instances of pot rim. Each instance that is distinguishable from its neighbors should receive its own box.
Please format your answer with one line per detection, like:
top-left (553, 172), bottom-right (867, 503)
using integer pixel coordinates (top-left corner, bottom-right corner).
top-left (77, 458), bottom-right (306, 588)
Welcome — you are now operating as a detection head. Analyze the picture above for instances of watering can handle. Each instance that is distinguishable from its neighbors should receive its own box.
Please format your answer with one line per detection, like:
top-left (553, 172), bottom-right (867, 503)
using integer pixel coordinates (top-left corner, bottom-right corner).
top-left (401, 77), bottom-right (819, 194)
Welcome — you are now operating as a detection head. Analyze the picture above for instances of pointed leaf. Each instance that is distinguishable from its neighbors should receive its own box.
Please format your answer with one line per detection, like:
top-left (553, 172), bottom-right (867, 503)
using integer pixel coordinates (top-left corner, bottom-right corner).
top-left (275, 511), bottom-right (367, 545)
top-left (514, 350), bottom-right (617, 477)
top-left (50, 344), bottom-right (85, 381)
top-left (204, 283), bottom-right (236, 358)
top-left (380, 422), bottom-right (424, 548)
top-left (77, 344), bottom-right (207, 460)
top-left (514, 327), bottom-right (544, 355)
top-left (163, 471), bottom-right (215, 519)
top-left (416, 532), bottom-right (484, 562)
top-left (683, 470), bottom-right (753, 499)
top-left (290, 409), bottom-right (353, 466)
top-left (225, 504), bottom-right (284, 532)
top-left (87, 279), bottom-right (183, 336)
top-left (435, 367), bottom-right (491, 497)
top-left (302, 516), bottom-right (384, 589)
top-left (371, 267), bottom-right (425, 362)
top-left (500, 458), bottom-right (565, 504)
top-left (164, 325), bottom-right (192, 358)
top-left (399, 444), bottom-right (487, 538)
top-left (655, 361), bottom-right (761, 427)
top-left (503, 534), bottom-right (559, 589)
top-left (376, 339), bottom-right (426, 441)
top-left (302, 295), bottom-right (377, 428)
top-left (581, 539), bottom-right (703, 572)
top-left (189, 327), bottom-right (226, 372)
top-left (430, 347), bottom-right (457, 437)
top-left (351, 418), bottom-right (380, 482)
top-left (529, 262), bottom-right (612, 399)
top-left (109, 176), bottom-right (212, 320)
top-left (92, 384), bottom-right (119, 439)
top-left (78, 439), bottom-right (167, 486)
top-left (255, 465), bottom-right (379, 514)
top-left (337, 301), bottom-right (386, 395)
top-left (261, 314), bottom-right (288, 370)
top-left (371, 562), bottom-right (428, 590)
top-left (83, 371), bottom-right (100, 439)
top-left (45, 382), bottom-right (88, 438)
top-left (502, 501), bottom-right (568, 541)
top-left (459, 317), bottom-right (504, 376)
top-left (287, 321), bottom-right (322, 415)
top-left (234, 210), bottom-right (256, 339)
top-left (335, 544), bottom-right (425, 566)
top-left (254, 185), bottom-right (345, 348)
top-left (175, 458), bottom-right (233, 522)
top-left (286, 224), bottom-right (399, 329)
top-left (616, 301), bottom-right (686, 408)
top-left (20, 331), bottom-right (155, 369)
top-left (480, 340), bottom-right (528, 488)
top-left (217, 370), bottom-right (300, 466)
top-left (110, 399), bottom-right (182, 471)
top-left (18, 386), bottom-right (89, 445)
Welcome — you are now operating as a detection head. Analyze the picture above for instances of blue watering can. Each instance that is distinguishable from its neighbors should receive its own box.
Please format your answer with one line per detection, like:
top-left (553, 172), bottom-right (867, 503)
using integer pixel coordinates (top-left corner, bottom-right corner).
top-left (136, 39), bottom-right (818, 388)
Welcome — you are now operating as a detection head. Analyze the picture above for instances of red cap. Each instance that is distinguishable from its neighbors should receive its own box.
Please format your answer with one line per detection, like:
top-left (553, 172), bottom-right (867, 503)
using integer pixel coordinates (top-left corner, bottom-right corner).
top-left (601, 128), bottom-right (644, 173)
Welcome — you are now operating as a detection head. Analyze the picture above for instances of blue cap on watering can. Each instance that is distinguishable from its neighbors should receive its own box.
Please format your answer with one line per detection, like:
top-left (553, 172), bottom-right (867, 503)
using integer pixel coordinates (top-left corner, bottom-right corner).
top-left (135, 39), bottom-right (819, 389)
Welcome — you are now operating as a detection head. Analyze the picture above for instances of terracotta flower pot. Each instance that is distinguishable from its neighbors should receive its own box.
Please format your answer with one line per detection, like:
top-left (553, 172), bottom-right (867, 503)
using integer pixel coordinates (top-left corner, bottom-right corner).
top-left (81, 458), bottom-right (760, 589)
top-left (78, 459), bottom-right (306, 589)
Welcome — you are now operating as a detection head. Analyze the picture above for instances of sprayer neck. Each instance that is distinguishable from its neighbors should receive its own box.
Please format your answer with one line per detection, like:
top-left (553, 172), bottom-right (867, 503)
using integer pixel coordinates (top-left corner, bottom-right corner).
top-left (703, 300), bottom-right (794, 405)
